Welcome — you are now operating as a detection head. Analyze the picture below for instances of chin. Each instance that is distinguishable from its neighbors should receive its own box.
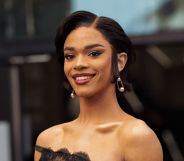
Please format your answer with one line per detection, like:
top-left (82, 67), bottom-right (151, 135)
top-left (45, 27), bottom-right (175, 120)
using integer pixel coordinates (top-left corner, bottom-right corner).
top-left (75, 89), bottom-right (97, 98)
top-left (76, 92), bottom-right (93, 98)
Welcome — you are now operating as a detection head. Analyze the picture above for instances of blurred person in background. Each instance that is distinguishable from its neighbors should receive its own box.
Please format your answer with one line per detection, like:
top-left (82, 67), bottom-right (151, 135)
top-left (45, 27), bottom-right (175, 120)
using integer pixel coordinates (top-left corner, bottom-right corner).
top-left (34, 10), bottom-right (163, 161)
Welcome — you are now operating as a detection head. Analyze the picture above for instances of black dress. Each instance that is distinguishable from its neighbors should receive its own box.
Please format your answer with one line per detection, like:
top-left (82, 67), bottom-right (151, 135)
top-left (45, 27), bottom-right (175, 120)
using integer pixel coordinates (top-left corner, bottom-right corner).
top-left (35, 145), bottom-right (91, 161)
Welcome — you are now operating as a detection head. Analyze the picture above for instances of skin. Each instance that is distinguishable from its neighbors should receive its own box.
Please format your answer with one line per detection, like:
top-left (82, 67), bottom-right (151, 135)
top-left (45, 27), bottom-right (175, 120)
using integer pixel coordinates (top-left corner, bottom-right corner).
top-left (35, 27), bottom-right (163, 161)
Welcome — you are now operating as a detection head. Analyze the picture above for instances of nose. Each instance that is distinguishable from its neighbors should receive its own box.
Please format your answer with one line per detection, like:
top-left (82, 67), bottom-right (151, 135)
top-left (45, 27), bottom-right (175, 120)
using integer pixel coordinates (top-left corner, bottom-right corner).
top-left (74, 55), bottom-right (88, 70)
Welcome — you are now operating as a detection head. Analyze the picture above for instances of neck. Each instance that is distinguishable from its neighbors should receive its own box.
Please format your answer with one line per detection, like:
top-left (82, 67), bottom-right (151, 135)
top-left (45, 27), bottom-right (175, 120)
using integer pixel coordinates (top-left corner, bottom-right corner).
top-left (76, 86), bottom-right (124, 125)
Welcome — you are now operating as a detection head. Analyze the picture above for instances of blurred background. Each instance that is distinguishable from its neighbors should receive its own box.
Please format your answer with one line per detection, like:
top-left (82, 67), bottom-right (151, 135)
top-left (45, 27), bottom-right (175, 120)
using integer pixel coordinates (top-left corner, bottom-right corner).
top-left (0, 0), bottom-right (184, 161)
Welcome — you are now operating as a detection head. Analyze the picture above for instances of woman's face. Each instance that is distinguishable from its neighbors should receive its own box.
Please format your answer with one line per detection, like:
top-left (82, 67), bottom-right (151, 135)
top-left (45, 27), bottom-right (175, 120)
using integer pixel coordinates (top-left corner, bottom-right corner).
top-left (63, 26), bottom-right (115, 98)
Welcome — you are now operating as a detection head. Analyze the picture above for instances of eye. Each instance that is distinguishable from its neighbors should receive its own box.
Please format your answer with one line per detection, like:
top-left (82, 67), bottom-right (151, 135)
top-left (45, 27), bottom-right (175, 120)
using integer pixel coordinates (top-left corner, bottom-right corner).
top-left (88, 51), bottom-right (102, 57)
top-left (64, 54), bottom-right (75, 60)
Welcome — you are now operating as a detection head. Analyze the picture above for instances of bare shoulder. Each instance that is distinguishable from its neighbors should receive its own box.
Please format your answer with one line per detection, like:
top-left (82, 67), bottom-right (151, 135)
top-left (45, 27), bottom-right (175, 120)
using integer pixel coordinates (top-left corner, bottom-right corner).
top-left (34, 122), bottom-right (70, 161)
top-left (118, 115), bottom-right (163, 161)
top-left (35, 123), bottom-right (64, 147)
top-left (120, 116), bottom-right (155, 139)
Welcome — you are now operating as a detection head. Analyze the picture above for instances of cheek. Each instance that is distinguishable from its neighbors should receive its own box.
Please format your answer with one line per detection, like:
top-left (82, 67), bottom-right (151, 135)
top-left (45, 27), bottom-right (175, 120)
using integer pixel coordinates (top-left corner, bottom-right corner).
top-left (64, 63), bottom-right (67, 75)
top-left (64, 62), bottom-right (70, 79)
top-left (64, 61), bottom-right (70, 73)
top-left (96, 57), bottom-right (112, 77)
top-left (64, 64), bottom-right (73, 87)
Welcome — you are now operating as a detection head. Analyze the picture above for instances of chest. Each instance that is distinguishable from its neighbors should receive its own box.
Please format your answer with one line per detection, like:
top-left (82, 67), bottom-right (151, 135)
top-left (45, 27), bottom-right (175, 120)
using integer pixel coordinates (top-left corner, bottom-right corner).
top-left (60, 131), bottom-right (123, 161)
top-left (48, 124), bottom-right (125, 161)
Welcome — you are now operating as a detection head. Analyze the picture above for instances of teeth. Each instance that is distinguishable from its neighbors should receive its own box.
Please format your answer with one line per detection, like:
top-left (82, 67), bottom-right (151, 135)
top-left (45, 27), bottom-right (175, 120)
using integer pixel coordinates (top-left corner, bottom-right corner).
top-left (75, 76), bottom-right (92, 81)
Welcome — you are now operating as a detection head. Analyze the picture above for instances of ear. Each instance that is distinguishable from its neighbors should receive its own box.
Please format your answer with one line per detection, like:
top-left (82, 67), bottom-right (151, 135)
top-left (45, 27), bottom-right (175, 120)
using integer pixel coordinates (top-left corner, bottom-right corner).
top-left (117, 52), bottom-right (128, 72)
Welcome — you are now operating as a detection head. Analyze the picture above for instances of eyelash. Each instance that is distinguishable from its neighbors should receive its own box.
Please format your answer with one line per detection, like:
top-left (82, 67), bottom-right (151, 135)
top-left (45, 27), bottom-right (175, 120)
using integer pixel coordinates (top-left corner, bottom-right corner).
top-left (64, 50), bottom-right (102, 61)
top-left (88, 51), bottom-right (102, 57)
top-left (64, 54), bottom-right (75, 60)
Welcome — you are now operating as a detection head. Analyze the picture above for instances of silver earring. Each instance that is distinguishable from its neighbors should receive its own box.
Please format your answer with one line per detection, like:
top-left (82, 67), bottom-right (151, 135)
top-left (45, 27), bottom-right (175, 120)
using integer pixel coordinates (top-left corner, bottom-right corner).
top-left (70, 91), bottom-right (75, 98)
top-left (117, 77), bottom-right (125, 92)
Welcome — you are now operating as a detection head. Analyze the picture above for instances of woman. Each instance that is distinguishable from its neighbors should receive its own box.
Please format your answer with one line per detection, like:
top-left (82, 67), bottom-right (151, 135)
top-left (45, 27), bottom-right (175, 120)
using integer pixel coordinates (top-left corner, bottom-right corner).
top-left (34, 10), bottom-right (163, 161)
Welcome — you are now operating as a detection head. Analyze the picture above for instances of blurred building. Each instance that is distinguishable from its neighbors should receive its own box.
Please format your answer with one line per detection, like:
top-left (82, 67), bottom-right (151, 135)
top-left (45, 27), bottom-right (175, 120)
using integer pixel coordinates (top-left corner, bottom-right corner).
top-left (0, 0), bottom-right (184, 161)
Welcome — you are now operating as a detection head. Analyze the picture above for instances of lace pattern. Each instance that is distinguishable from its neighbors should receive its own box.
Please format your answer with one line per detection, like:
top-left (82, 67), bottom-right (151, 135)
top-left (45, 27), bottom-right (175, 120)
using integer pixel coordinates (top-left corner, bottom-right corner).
top-left (35, 145), bottom-right (91, 161)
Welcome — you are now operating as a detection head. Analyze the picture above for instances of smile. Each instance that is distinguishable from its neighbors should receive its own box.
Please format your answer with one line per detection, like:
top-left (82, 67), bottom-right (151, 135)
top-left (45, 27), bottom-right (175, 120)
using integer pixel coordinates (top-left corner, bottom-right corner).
top-left (72, 73), bottom-right (96, 85)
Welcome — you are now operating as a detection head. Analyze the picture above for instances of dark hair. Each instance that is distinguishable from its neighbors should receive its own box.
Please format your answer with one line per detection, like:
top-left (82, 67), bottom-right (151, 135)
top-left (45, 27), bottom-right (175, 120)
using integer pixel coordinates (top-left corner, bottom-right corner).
top-left (55, 10), bottom-right (135, 92)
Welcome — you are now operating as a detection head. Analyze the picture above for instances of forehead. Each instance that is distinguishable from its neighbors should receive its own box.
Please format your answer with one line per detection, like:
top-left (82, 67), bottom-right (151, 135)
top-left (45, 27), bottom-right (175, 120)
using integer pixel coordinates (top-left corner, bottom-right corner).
top-left (64, 27), bottom-right (111, 49)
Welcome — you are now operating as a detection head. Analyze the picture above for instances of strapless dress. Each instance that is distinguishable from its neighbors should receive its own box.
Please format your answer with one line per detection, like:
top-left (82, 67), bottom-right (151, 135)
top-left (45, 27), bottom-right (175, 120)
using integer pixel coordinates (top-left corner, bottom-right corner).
top-left (35, 145), bottom-right (91, 161)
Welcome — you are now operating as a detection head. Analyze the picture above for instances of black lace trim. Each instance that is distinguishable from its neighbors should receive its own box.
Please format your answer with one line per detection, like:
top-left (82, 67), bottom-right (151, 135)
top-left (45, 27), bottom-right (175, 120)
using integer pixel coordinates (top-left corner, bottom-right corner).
top-left (35, 145), bottom-right (91, 161)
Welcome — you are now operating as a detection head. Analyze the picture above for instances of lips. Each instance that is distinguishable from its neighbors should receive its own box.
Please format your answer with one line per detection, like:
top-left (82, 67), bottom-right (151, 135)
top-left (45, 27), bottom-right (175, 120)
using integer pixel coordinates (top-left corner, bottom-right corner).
top-left (72, 73), bottom-right (95, 85)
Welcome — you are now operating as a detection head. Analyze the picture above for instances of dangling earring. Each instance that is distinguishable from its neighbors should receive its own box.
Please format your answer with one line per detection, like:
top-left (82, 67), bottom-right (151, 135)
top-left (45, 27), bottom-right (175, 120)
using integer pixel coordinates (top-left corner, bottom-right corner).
top-left (70, 90), bottom-right (75, 98)
top-left (117, 76), bottom-right (125, 92)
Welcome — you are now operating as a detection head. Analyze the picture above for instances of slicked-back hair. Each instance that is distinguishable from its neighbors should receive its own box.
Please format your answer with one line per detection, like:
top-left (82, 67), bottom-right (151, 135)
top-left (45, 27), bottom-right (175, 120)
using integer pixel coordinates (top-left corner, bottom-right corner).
top-left (55, 10), bottom-right (135, 93)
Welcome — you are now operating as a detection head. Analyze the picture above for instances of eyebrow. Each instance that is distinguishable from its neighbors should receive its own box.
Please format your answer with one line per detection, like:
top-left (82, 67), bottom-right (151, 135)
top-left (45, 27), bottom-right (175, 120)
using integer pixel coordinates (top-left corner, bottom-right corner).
top-left (64, 44), bottom-right (105, 51)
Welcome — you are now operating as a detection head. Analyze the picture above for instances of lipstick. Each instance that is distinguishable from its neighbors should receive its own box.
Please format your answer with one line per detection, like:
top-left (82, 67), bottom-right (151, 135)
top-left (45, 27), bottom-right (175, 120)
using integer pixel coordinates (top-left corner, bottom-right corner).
top-left (72, 73), bottom-right (95, 85)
